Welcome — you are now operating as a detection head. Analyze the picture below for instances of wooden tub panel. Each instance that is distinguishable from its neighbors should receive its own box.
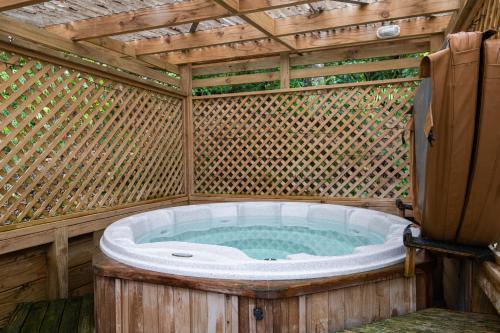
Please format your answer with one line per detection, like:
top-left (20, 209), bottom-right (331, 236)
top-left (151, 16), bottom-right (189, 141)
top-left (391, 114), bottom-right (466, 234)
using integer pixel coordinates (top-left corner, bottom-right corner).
top-left (95, 273), bottom-right (419, 333)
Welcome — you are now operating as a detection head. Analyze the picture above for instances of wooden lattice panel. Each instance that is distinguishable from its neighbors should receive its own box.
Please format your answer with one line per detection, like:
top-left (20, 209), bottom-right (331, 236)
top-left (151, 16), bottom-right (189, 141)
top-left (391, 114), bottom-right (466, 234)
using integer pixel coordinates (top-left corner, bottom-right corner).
top-left (193, 81), bottom-right (418, 198)
top-left (0, 48), bottom-right (185, 226)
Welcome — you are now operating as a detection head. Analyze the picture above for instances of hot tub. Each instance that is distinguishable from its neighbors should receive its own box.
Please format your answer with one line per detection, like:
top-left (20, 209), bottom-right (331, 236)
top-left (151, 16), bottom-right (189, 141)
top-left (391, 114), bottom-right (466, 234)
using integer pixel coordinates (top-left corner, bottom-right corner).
top-left (101, 202), bottom-right (409, 280)
top-left (95, 202), bottom-right (427, 333)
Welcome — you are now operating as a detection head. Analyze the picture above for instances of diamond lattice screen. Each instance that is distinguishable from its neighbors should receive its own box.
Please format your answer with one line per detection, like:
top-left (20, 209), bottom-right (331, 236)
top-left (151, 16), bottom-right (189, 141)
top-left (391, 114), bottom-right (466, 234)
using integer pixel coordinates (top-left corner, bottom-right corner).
top-left (193, 81), bottom-right (418, 198)
top-left (0, 48), bottom-right (185, 226)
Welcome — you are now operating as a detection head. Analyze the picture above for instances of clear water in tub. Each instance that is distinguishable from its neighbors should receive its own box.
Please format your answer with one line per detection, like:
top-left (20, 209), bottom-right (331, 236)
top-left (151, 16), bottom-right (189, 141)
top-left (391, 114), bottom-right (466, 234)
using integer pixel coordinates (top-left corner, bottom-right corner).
top-left (136, 216), bottom-right (385, 260)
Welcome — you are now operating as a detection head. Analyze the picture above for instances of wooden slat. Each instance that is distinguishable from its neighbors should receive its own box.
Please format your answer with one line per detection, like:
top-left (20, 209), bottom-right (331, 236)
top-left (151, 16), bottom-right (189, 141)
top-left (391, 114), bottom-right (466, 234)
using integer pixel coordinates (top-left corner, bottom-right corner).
top-left (137, 0), bottom-right (457, 57)
top-left (274, 0), bottom-right (459, 36)
top-left (193, 57), bottom-right (419, 87)
top-left (20, 301), bottom-right (48, 333)
top-left (0, 16), bottom-right (181, 90)
top-left (192, 38), bottom-right (428, 76)
top-left (6, 303), bottom-right (32, 332)
top-left (295, 16), bottom-right (451, 51)
top-left (58, 298), bottom-right (82, 333)
top-left (46, 0), bottom-right (230, 40)
top-left (164, 16), bottom-right (450, 64)
top-left (39, 299), bottom-right (66, 333)
top-left (132, 24), bottom-right (267, 55)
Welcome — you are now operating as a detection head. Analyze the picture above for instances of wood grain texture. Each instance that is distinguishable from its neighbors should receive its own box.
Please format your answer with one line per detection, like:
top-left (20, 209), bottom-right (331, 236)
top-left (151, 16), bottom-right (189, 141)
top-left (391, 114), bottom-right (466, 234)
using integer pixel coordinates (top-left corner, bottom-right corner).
top-left (95, 265), bottom-right (423, 332)
top-left (0, 45), bottom-right (185, 229)
top-left (192, 80), bottom-right (417, 199)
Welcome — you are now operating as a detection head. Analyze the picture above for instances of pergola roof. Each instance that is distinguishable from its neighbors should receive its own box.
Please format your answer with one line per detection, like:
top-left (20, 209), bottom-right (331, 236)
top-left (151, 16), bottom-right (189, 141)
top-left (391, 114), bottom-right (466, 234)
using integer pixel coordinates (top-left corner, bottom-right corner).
top-left (0, 0), bottom-right (460, 79)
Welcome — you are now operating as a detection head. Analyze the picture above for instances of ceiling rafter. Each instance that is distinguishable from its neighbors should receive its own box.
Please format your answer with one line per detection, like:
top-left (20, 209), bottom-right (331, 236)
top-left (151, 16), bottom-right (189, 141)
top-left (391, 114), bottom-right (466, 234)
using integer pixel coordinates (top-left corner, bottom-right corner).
top-left (213, 0), bottom-right (298, 50)
top-left (0, 15), bottom-right (181, 87)
top-left (129, 0), bottom-right (459, 56)
top-left (161, 15), bottom-right (451, 64)
top-left (45, 0), bottom-right (231, 41)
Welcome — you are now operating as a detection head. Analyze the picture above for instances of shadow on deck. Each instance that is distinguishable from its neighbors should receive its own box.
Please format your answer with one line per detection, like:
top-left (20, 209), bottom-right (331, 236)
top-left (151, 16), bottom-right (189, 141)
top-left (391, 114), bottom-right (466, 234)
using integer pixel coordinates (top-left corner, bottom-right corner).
top-left (2, 295), bottom-right (94, 333)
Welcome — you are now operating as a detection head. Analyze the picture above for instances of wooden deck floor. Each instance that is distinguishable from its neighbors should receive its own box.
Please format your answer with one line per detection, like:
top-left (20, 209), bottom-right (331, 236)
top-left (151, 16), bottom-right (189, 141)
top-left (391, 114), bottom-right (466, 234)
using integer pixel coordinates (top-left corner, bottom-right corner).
top-left (343, 308), bottom-right (500, 333)
top-left (2, 297), bottom-right (499, 333)
top-left (2, 295), bottom-right (94, 333)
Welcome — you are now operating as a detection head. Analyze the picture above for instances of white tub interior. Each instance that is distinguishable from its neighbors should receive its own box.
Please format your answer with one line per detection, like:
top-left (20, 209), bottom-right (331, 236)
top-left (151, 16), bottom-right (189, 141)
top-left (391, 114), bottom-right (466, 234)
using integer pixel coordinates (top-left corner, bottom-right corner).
top-left (100, 202), bottom-right (412, 280)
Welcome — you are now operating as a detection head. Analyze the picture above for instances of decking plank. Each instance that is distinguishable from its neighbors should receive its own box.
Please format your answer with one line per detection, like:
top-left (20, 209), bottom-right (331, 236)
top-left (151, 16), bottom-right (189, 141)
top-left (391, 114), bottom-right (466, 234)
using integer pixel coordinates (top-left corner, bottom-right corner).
top-left (19, 301), bottom-right (48, 333)
top-left (77, 295), bottom-right (94, 333)
top-left (57, 298), bottom-right (82, 333)
top-left (342, 308), bottom-right (500, 332)
top-left (4, 303), bottom-right (31, 333)
top-left (39, 299), bottom-right (66, 333)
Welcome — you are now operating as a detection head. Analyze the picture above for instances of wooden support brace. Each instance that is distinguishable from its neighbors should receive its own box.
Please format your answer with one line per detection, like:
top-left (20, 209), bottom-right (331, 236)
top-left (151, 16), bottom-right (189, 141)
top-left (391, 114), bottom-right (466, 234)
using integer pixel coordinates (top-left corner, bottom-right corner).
top-left (47, 227), bottom-right (68, 299)
top-left (280, 52), bottom-right (290, 89)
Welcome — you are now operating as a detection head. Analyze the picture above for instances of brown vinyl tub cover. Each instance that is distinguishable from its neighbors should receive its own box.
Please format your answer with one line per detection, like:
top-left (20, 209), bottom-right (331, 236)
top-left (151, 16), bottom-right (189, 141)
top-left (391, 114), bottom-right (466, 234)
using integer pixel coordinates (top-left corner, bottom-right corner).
top-left (411, 31), bottom-right (500, 246)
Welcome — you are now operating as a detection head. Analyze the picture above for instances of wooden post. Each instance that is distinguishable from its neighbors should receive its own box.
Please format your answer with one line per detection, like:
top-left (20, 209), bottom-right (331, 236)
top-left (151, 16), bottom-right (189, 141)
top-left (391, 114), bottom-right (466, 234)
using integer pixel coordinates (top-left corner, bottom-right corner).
top-left (93, 229), bottom-right (104, 252)
top-left (47, 227), bottom-right (68, 299)
top-left (280, 52), bottom-right (290, 89)
top-left (430, 33), bottom-right (445, 53)
top-left (404, 247), bottom-right (416, 277)
top-left (180, 64), bottom-right (194, 200)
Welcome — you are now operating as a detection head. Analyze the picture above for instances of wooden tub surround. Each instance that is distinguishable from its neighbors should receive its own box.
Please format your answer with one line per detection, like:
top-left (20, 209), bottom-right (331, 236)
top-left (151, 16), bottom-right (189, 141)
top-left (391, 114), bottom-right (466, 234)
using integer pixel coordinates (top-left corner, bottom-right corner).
top-left (94, 253), bottom-right (432, 333)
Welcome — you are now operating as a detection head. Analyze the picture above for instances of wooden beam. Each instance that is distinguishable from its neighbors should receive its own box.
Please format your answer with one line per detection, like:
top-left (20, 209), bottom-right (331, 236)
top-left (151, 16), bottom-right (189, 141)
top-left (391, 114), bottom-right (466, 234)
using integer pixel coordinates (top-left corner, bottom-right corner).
top-left (274, 0), bottom-right (460, 36)
top-left (192, 38), bottom-right (429, 75)
top-left (280, 52), bottom-right (290, 88)
top-left (132, 24), bottom-right (267, 55)
top-left (238, 0), bottom-right (368, 12)
top-left (0, 0), bottom-right (45, 11)
top-left (289, 57), bottom-right (421, 79)
top-left (192, 57), bottom-right (420, 87)
top-left (213, 0), bottom-right (297, 51)
top-left (163, 39), bottom-right (289, 64)
top-left (47, 227), bottom-right (68, 299)
top-left (0, 15), bottom-right (182, 90)
top-left (164, 16), bottom-right (449, 64)
top-left (136, 0), bottom-right (457, 57)
top-left (238, 0), bottom-right (315, 13)
top-left (77, 36), bottom-right (180, 74)
top-left (295, 15), bottom-right (451, 51)
top-left (193, 56), bottom-right (281, 75)
top-left (45, 0), bottom-right (230, 40)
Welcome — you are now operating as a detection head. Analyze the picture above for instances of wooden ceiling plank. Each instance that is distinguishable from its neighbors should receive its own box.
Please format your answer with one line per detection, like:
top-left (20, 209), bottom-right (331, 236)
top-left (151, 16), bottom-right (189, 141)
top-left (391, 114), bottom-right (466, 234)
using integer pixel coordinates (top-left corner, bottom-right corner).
top-left (85, 37), bottom-right (179, 74)
top-left (295, 15), bottom-right (451, 51)
top-left (0, 0), bottom-right (46, 11)
top-left (45, 0), bottom-right (230, 41)
top-left (132, 24), bottom-right (267, 55)
top-left (131, 0), bottom-right (457, 57)
top-left (274, 0), bottom-right (460, 36)
top-left (238, 0), bottom-right (315, 13)
top-left (163, 39), bottom-right (289, 64)
top-left (214, 0), bottom-right (297, 50)
top-left (165, 16), bottom-right (449, 64)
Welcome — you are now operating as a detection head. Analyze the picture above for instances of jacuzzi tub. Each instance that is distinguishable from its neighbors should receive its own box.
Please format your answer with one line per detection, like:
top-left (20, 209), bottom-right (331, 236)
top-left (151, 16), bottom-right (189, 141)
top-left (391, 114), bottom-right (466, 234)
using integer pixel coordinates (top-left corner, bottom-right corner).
top-left (100, 202), bottom-right (411, 280)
